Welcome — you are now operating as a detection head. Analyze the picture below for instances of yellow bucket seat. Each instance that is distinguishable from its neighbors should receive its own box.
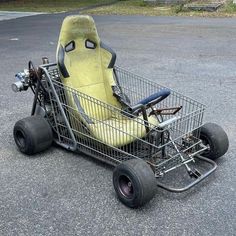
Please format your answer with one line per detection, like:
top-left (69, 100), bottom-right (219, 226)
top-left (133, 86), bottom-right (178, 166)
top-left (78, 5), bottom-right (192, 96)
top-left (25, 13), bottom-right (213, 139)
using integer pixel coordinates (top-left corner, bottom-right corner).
top-left (56, 15), bottom-right (158, 147)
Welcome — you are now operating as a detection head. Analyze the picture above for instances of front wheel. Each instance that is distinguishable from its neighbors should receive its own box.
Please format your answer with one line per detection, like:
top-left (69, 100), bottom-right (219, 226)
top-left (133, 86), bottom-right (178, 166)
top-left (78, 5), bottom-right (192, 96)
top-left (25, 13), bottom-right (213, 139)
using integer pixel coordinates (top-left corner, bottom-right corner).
top-left (113, 159), bottom-right (156, 208)
top-left (197, 122), bottom-right (229, 160)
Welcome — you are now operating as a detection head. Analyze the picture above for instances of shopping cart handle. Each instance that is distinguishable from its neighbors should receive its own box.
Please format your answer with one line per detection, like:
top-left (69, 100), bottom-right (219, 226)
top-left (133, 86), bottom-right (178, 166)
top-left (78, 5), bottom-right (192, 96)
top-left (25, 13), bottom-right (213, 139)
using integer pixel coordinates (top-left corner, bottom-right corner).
top-left (137, 89), bottom-right (171, 106)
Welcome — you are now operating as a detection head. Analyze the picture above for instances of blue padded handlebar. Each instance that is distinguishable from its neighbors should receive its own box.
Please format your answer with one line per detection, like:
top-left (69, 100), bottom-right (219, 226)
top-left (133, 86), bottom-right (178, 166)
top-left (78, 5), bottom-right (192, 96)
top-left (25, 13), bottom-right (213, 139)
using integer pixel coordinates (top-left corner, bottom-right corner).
top-left (125, 88), bottom-right (171, 114)
top-left (136, 88), bottom-right (171, 106)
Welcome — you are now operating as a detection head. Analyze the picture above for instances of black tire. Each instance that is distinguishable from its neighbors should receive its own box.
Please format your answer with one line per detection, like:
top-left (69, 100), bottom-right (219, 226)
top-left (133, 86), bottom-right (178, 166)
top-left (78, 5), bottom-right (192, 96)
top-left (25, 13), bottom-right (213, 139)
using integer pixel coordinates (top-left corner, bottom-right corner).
top-left (198, 122), bottom-right (229, 160)
top-left (13, 116), bottom-right (53, 155)
top-left (113, 159), bottom-right (156, 208)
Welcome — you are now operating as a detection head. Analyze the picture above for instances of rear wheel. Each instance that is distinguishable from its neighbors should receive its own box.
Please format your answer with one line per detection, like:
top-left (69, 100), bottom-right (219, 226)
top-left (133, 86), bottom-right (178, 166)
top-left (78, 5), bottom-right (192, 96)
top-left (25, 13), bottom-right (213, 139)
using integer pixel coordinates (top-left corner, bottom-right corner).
top-left (113, 159), bottom-right (156, 208)
top-left (13, 116), bottom-right (53, 155)
top-left (198, 123), bottom-right (229, 160)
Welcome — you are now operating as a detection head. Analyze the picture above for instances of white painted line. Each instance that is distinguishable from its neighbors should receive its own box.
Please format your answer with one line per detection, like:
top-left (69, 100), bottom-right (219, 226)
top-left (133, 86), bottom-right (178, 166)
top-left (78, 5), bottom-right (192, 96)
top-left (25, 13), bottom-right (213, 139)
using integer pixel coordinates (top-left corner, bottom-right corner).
top-left (0, 11), bottom-right (44, 15)
top-left (10, 38), bottom-right (19, 41)
top-left (0, 11), bottom-right (45, 21)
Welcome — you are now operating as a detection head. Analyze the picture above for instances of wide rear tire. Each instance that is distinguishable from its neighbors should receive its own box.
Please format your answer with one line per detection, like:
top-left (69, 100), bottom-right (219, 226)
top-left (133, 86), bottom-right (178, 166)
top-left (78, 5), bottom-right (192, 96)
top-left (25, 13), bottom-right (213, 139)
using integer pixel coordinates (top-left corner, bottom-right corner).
top-left (13, 116), bottom-right (53, 155)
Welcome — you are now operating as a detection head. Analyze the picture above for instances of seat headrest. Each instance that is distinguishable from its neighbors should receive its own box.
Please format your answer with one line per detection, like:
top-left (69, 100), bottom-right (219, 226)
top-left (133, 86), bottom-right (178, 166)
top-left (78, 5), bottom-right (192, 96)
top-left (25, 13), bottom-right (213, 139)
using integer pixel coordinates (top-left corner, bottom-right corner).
top-left (58, 15), bottom-right (100, 46)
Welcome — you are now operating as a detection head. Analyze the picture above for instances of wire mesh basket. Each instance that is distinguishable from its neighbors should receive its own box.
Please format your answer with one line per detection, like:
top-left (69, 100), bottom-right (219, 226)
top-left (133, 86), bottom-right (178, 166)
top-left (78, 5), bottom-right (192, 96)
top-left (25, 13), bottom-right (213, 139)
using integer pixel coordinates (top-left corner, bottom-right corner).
top-left (41, 64), bottom-right (206, 176)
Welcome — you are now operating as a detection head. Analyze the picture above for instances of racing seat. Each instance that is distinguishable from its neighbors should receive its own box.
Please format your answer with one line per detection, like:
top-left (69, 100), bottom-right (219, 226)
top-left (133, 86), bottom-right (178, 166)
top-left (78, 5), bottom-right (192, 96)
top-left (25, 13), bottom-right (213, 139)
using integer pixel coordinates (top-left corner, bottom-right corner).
top-left (56, 15), bottom-right (168, 147)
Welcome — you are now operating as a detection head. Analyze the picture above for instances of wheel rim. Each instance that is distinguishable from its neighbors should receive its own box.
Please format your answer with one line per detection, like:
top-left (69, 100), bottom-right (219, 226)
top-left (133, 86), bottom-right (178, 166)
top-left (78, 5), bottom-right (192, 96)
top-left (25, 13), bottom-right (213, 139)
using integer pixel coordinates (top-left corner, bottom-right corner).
top-left (15, 130), bottom-right (26, 149)
top-left (118, 175), bottom-right (134, 199)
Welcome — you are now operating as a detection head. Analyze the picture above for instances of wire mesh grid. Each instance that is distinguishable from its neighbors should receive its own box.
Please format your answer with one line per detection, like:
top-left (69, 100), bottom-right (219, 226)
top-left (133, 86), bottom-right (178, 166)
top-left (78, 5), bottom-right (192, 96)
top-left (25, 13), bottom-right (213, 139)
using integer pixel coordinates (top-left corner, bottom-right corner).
top-left (114, 66), bottom-right (205, 136)
top-left (41, 64), bottom-right (206, 175)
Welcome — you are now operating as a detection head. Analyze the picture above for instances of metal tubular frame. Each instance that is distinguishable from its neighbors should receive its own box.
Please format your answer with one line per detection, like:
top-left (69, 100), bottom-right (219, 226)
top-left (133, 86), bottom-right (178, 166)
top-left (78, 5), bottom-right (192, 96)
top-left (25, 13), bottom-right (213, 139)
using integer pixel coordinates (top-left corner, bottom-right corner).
top-left (36, 63), bottom-right (217, 192)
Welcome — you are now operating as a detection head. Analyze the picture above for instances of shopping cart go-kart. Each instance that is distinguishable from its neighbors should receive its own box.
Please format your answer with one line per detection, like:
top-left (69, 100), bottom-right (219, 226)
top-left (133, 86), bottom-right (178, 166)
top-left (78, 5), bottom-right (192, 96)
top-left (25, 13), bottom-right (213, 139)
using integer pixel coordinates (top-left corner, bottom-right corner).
top-left (12, 15), bottom-right (229, 208)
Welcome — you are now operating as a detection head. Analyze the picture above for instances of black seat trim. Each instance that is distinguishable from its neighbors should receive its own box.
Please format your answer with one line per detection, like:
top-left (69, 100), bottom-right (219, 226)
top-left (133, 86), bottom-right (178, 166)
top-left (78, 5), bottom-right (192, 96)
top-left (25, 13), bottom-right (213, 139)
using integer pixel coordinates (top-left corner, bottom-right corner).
top-left (100, 42), bottom-right (116, 68)
top-left (58, 45), bottom-right (69, 78)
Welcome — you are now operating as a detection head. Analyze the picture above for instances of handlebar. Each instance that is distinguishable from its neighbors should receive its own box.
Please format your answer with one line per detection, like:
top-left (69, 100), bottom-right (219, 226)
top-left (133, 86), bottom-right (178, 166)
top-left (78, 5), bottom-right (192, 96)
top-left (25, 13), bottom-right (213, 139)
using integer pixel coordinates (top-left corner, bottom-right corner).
top-left (126, 88), bottom-right (171, 114)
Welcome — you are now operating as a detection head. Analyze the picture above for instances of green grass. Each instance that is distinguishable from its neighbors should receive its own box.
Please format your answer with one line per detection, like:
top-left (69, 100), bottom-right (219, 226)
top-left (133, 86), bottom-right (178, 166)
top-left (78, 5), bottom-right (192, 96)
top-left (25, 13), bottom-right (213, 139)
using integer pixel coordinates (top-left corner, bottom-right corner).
top-left (1, 0), bottom-right (236, 16)
top-left (0, 0), bottom-right (115, 13)
top-left (221, 0), bottom-right (236, 13)
top-left (82, 0), bottom-right (176, 16)
top-left (82, 0), bottom-right (236, 17)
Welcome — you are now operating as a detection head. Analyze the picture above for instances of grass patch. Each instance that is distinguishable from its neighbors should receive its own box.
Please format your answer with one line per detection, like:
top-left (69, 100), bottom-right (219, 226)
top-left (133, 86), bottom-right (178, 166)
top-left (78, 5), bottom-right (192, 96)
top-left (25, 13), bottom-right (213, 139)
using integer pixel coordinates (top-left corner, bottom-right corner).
top-left (82, 0), bottom-right (175, 16)
top-left (0, 0), bottom-right (115, 13)
top-left (1, 0), bottom-right (236, 17)
top-left (221, 0), bottom-right (236, 13)
top-left (82, 0), bottom-right (236, 17)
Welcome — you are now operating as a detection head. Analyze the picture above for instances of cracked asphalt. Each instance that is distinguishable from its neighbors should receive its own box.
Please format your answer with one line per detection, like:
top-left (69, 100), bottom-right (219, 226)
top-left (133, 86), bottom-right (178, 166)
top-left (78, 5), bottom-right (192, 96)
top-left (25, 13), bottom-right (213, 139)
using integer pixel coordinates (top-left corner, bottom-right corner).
top-left (0, 12), bottom-right (235, 236)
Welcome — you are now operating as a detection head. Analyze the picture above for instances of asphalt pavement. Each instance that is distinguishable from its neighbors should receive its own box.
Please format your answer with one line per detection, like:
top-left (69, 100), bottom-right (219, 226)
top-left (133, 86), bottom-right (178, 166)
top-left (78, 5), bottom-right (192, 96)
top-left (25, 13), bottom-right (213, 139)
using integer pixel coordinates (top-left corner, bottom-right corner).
top-left (0, 12), bottom-right (235, 236)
